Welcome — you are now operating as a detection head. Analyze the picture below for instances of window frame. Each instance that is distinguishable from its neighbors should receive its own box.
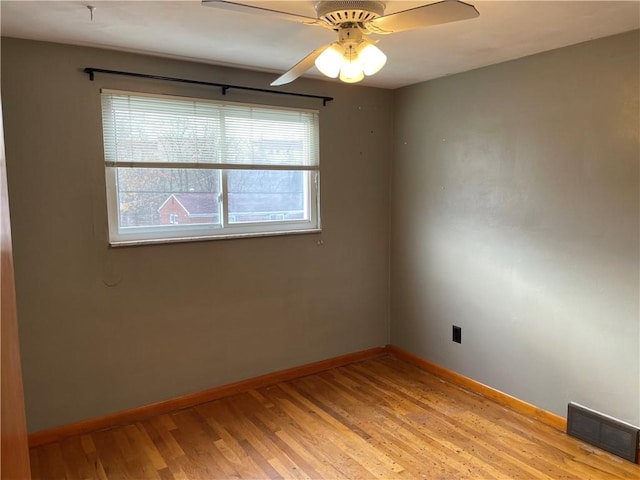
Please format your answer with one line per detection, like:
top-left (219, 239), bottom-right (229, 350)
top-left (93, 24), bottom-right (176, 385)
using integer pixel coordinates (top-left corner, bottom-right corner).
top-left (101, 90), bottom-right (321, 246)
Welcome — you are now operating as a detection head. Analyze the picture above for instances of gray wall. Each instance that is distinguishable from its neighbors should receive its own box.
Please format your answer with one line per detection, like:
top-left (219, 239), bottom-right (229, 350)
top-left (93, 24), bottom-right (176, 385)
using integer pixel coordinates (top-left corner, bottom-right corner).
top-left (1, 38), bottom-right (392, 432)
top-left (391, 30), bottom-right (640, 425)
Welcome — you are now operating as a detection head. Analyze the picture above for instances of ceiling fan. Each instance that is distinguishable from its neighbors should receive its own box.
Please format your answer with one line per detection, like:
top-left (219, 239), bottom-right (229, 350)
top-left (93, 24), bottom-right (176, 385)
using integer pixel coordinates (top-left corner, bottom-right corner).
top-left (203, 1), bottom-right (480, 85)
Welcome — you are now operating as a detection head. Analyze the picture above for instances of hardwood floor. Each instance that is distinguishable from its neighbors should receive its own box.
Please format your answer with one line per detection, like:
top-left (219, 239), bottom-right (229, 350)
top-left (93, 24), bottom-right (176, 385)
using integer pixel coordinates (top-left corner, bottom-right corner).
top-left (30, 355), bottom-right (640, 479)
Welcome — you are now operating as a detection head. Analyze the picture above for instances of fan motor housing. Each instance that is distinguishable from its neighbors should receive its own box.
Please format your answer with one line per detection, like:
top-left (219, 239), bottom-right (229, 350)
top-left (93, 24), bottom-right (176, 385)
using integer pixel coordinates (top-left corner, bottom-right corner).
top-left (315, 1), bottom-right (385, 26)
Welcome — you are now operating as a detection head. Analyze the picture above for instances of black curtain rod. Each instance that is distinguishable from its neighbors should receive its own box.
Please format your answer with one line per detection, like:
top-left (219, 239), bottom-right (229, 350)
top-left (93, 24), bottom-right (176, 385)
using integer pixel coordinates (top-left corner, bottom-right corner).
top-left (83, 68), bottom-right (334, 106)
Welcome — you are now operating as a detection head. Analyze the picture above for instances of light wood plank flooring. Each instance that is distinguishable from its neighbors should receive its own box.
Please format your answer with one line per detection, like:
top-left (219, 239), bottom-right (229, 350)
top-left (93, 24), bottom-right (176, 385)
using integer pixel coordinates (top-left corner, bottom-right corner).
top-left (30, 355), bottom-right (640, 479)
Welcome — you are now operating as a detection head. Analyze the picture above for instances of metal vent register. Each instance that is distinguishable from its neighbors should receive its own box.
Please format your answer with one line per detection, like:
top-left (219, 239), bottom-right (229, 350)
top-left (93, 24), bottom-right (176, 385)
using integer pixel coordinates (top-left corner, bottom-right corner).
top-left (567, 402), bottom-right (639, 463)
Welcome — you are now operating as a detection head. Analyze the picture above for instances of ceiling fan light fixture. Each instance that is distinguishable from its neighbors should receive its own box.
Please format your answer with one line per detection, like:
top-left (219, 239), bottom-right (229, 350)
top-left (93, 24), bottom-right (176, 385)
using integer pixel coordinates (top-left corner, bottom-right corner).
top-left (314, 38), bottom-right (385, 83)
top-left (314, 43), bottom-right (343, 78)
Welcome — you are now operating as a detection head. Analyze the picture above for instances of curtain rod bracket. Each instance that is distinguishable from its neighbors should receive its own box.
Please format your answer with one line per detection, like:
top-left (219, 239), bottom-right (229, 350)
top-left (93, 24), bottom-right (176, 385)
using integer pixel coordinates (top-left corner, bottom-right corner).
top-left (83, 68), bottom-right (333, 106)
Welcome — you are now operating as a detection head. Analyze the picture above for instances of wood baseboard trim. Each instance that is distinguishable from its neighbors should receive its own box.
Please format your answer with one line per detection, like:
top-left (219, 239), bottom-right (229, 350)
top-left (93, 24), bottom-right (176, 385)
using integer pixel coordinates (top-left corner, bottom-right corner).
top-left (29, 345), bottom-right (568, 447)
top-left (387, 345), bottom-right (567, 432)
top-left (28, 346), bottom-right (387, 448)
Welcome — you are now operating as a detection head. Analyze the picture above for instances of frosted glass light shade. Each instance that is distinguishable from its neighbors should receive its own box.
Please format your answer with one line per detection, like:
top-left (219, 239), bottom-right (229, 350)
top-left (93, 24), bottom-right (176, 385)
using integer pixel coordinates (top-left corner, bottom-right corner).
top-left (315, 44), bottom-right (343, 78)
top-left (359, 43), bottom-right (387, 76)
top-left (339, 64), bottom-right (365, 83)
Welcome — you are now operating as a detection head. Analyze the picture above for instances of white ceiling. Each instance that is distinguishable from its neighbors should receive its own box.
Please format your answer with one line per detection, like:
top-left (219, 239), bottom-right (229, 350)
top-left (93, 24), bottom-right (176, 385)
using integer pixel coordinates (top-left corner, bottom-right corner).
top-left (1, 1), bottom-right (638, 89)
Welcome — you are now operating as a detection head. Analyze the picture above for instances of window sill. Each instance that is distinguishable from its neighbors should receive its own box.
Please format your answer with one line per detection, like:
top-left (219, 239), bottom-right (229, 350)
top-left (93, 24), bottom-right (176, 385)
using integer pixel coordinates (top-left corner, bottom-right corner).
top-left (108, 228), bottom-right (323, 247)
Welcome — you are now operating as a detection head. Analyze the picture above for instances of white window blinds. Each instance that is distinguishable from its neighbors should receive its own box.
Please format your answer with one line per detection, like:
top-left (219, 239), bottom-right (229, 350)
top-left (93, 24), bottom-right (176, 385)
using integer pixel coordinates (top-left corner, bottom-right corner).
top-left (101, 91), bottom-right (320, 168)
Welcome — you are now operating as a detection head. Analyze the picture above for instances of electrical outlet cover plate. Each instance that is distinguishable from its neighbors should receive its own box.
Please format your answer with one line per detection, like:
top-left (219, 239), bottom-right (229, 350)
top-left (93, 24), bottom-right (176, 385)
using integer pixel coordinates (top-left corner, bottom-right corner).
top-left (452, 325), bottom-right (461, 344)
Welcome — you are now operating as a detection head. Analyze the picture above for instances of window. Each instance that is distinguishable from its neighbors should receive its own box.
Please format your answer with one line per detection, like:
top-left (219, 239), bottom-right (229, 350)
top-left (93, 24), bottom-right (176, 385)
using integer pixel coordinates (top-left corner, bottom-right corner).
top-left (101, 90), bottom-right (320, 245)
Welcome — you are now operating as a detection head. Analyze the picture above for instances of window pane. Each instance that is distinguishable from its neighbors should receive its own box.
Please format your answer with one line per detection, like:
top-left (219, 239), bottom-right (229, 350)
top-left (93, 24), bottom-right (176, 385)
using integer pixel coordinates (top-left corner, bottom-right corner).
top-left (115, 168), bottom-right (221, 228)
top-left (223, 113), bottom-right (315, 166)
top-left (103, 95), bottom-right (222, 164)
top-left (227, 170), bottom-right (306, 224)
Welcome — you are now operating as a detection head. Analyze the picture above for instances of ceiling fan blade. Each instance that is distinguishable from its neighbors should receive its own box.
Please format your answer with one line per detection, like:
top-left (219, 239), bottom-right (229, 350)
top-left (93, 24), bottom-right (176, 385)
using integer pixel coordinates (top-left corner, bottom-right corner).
top-left (270, 44), bottom-right (331, 86)
top-left (202, 1), bottom-right (317, 22)
top-left (368, 0), bottom-right (479, 34)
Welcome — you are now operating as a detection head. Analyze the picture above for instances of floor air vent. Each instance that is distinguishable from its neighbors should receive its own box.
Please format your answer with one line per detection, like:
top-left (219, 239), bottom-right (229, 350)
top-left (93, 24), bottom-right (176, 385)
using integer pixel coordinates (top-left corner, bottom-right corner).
top-left (567, 402), bottom-right (639, 463)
